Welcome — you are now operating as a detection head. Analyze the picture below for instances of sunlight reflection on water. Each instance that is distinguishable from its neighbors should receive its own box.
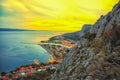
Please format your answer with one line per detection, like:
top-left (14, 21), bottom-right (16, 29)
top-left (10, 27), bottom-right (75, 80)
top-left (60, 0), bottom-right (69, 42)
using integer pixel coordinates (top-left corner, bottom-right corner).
top-left (0, 31), bottom-right (64, 72)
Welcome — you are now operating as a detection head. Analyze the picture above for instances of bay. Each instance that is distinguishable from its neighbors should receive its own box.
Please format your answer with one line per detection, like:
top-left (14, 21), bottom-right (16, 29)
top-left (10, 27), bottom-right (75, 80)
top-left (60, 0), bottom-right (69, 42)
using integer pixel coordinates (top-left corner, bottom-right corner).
top-left (0, 31), bottom-right (63, 72)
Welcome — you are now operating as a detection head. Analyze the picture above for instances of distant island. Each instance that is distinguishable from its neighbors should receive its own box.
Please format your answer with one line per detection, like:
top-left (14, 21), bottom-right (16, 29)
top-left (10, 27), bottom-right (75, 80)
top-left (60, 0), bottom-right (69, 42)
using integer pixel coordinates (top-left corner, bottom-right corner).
top-left (0, 28), bottom-right (34, 31)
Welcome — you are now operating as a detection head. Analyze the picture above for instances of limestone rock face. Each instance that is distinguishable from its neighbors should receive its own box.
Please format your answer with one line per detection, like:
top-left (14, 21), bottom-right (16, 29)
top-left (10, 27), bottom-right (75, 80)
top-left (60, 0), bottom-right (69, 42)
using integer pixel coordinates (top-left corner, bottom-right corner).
top-left (51, 1), bottom-right (120, 80)
top-left (90, 2), bottom-right (120, 38)
top-left (76, 24), bottom-right (91, 38)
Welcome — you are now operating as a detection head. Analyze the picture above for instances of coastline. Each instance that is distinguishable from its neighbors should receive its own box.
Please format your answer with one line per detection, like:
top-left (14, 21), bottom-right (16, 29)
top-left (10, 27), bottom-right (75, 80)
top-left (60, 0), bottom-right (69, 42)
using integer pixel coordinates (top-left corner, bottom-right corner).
top-left (0, 38), bottom-right (77, 80)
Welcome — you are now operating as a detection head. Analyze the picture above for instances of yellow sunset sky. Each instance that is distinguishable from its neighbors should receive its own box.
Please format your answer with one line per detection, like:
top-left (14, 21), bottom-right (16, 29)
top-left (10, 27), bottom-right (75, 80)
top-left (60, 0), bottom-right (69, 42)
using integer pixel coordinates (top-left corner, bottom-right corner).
top-left (0, 0), bottom-right (119, 32)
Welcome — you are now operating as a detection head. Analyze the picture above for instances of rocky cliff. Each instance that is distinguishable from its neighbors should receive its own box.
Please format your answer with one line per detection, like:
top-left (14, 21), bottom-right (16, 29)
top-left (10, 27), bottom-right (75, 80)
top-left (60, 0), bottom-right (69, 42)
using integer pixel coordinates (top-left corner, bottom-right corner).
top-left (51, 1), bottom-right (120, 80)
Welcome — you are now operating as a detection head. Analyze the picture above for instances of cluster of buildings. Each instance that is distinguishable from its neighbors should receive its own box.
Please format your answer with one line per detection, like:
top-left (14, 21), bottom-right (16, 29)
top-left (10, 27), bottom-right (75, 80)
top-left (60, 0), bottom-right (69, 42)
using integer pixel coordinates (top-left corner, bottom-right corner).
top-left (0, 39), bottom-right (77, 80)
top-left (48, 39), bottom-right (77, 63)
top-left (60, 39), bottom-right (76, 48)
top-left (0, 61), bottom-right (59, 80)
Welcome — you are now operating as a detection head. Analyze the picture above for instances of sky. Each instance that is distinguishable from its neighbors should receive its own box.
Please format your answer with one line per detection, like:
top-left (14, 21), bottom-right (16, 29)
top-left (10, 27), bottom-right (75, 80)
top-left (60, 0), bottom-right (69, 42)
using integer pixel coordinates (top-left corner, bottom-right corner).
top-left (0, 0), bottom-right (119, 32)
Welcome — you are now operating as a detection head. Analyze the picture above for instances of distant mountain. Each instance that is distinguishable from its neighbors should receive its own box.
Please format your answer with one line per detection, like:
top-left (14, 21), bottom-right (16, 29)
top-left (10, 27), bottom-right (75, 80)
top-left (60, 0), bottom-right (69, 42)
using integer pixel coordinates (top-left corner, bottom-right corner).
top-left (62, 24), bottom-right (92, 40)
top-left (0, 28), bottom-right (34, 31)
top-left (49, 24), bottom-right (92, 41)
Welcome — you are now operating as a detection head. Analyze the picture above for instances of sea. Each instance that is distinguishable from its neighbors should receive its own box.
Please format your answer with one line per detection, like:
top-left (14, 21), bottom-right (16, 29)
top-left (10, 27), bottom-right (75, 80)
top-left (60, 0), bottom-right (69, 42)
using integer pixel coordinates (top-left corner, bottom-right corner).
top-left (0, 31), bottom-right (63, 72)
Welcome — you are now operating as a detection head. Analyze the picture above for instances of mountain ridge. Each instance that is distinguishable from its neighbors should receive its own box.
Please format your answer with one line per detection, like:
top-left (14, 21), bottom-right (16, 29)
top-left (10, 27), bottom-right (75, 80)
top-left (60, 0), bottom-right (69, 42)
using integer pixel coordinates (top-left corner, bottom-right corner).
top-left (51, 1), bottom-right (120, 80)
top-left (48, 24), bottom-right (92, 41)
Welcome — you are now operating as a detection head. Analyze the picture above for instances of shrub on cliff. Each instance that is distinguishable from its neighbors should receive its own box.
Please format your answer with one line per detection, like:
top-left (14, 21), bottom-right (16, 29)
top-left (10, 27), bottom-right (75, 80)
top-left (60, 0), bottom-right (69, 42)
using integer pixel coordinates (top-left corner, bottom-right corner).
top-left (83, 32), bottom-right (96, 41)
top-left (88, 39), bottom-right (107, 54)
top-left (103, 23), bottom-right (120, 53)
top-left (103, 23), bottom-right (120, 46)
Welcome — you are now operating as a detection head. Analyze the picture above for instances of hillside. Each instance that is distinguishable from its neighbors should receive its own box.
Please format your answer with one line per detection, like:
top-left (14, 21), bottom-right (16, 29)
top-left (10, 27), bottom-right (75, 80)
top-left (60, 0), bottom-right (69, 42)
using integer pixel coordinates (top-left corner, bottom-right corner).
top-left (51, 1), bottom-right (120, 80)
top-left (49, 24), bottom-right (92, 41)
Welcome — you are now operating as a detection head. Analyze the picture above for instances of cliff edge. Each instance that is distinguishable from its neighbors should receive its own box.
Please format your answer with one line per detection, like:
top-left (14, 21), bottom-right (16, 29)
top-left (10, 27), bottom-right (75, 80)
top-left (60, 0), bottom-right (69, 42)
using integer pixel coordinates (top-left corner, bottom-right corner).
top-left (51, 1), bottom-right (120, 80)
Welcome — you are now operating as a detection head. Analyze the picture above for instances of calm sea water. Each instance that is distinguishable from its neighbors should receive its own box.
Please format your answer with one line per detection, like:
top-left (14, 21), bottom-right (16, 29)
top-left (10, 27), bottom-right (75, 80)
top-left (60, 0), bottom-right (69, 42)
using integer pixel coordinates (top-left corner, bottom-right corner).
top-left (0, 31), bottom-right (63, 72)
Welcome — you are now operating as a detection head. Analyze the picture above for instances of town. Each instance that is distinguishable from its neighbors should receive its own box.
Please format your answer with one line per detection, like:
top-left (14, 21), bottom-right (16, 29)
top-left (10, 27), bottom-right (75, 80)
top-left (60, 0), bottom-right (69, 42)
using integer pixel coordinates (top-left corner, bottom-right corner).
top-left (0, 39), bottom-right (77, 80)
